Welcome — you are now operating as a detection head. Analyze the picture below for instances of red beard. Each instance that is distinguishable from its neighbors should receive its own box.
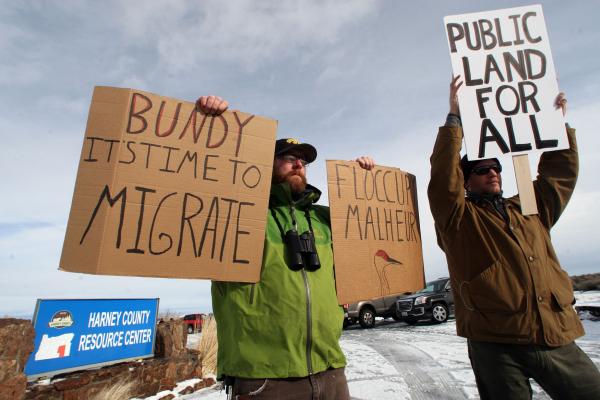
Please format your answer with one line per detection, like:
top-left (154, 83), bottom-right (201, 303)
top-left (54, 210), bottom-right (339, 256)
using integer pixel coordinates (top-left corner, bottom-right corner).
top-left (274, 170), bottom-right (307, 193)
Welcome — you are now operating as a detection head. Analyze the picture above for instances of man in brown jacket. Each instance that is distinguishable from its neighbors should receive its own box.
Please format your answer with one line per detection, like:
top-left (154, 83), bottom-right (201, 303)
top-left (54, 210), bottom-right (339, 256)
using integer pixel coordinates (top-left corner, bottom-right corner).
top-left (428, 76), bottom-right (600, 399)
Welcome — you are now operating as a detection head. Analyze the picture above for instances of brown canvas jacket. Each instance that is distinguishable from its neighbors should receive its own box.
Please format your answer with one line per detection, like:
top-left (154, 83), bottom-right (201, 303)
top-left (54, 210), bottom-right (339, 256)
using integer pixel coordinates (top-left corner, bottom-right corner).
top-left (428, 125), bottom-right (584, 346)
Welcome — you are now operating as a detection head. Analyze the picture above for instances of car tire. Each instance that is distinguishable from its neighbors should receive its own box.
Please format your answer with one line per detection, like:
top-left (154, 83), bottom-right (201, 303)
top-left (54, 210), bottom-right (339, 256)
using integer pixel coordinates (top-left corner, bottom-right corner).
top-left (431, 303), bottom-right (449, 323)
top-left (358, 308), bottom-right (376, 329)
top-left (187, 325), bottom-right (194, 334)
top-left (392, 313), bottom-right (402, 322)
top-left (404, 317), bottom-right (419, 325)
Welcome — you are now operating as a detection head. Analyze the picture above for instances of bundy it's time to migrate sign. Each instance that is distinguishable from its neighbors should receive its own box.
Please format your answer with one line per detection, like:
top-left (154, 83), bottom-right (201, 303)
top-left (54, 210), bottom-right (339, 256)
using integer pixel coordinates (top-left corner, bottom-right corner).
top-left (60, 87), bottom-right (277, 282)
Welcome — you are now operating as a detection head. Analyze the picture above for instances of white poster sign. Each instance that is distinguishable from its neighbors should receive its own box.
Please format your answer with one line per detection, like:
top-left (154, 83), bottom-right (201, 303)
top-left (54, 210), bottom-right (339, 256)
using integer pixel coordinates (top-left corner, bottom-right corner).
top-left (444, 5), bottom-right (567, 160)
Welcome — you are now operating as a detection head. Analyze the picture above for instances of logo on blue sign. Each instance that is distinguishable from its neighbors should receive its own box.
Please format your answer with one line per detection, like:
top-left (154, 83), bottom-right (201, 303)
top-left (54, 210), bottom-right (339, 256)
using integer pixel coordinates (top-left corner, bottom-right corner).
top-left (48, 310), bottom-right (74, 329)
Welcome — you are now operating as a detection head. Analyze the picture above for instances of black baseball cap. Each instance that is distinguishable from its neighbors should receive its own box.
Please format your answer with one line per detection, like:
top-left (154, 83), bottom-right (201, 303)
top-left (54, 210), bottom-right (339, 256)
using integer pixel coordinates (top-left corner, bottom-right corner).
top-left (460, 155), bottom-right (501, 182)
top-left (274, 138), bottom-right (317, 163)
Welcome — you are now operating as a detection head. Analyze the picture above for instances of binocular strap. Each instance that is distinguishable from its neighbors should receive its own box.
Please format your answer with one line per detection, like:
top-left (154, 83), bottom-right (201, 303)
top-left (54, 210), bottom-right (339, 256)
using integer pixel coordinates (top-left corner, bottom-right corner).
top-left (269, 207), bottom-right (315, 238)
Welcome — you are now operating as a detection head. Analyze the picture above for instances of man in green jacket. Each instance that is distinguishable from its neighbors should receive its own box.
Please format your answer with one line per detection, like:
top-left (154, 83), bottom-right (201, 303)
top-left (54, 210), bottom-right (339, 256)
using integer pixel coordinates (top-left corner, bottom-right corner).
top-left (197, 95), bottom-right (374, 400)
top-left (428, 77), bottom-right (600, 399)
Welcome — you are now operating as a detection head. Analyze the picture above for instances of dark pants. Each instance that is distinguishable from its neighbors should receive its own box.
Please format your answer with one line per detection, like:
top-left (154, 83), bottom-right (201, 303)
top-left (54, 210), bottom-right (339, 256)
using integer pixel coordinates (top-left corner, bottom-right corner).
top-left (231, 367), bottom-right (349, 400)
top-left (468, 340), bottom-right (600, 400)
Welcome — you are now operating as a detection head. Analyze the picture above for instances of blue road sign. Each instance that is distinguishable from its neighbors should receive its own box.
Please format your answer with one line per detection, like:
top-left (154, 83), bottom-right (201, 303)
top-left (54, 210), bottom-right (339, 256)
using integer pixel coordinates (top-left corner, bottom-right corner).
top-left (24, 298), bottom-right (159, 380)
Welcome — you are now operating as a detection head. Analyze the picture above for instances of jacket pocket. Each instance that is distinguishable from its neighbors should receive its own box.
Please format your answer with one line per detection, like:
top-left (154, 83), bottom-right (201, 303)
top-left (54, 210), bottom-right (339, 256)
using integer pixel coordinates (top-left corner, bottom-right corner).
top-left (549, 287), bottom-right (581, 336)
top-left (464, 258), bottom-right (527, 314)
top-left (550, 290), bottom-right (574, 312)
top-left (549, 263), bottom-right (575, 312)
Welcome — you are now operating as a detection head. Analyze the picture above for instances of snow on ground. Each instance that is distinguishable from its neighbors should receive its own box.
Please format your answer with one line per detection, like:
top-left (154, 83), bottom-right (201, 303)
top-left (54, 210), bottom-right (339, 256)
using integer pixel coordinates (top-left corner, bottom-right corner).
top-left (343, 320), bottom-right (478, 399)
top-left (342, 337), bottom-right (410, 400)
top-left (135, 378), bottom-right (203, 400)
top-left (575, 290), bottom-right (600, 307)
top-left (186, 333), bottom-right (202, 350)
top-left (138, 291), bottom-right (600, 399)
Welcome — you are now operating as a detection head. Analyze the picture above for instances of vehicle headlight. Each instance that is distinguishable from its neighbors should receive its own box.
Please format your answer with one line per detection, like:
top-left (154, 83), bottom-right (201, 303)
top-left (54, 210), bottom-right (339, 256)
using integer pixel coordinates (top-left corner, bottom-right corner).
top-left (414, 296), bottom-right (428, 305)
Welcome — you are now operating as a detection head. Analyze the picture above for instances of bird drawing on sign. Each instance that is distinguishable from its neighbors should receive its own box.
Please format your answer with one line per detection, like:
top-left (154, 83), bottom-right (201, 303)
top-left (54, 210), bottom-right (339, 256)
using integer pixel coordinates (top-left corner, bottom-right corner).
top-left (374, 249), bottom-right (403, 296)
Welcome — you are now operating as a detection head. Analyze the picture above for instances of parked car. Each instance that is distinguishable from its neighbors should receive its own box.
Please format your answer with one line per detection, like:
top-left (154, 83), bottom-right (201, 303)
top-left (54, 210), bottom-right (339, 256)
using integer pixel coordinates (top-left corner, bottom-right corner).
top-left (182, 313), bottom-right (205, 333)
top-left (396, 277), bottom-right (454, 324)
top-left (344, 291), bottom-right (412, 329)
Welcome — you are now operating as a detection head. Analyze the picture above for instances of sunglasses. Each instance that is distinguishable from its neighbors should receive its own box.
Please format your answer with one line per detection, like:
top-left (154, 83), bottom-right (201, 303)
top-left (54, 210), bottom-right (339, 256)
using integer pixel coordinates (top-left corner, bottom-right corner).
top-left (279, 154), bottom-right (309, 167)
top-left (472, 164), bottom-right (502, 175)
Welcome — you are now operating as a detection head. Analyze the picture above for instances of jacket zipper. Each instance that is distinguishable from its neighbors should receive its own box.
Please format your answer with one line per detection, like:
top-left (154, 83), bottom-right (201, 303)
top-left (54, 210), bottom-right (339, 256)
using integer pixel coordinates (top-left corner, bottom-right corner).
top-left (249, 284), bottom-right (255, 305)
top-left (302, 268), bottom-right (313, 375)
top-left (291, 203), bottom-right (313, 375)
top-left (215, 282), bottom-right (224, 297)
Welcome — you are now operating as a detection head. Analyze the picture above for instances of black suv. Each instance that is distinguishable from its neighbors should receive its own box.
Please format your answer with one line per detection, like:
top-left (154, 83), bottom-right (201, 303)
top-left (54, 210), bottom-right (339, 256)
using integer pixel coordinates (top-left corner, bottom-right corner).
top-left (396, 277), bottom-right (454, 324)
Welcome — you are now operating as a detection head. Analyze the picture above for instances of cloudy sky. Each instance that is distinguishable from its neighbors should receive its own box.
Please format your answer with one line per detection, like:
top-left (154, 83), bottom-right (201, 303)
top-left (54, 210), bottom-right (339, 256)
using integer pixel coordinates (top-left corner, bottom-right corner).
top-left (2, 0), bottom-right (599, 317)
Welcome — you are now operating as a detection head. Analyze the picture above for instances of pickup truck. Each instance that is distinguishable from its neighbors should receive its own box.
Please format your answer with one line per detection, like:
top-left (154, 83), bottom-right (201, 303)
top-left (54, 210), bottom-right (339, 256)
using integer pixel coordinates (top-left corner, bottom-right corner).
top-left (344, 292), bottom-right (412, 329)
top-left (182, 313), bottom-right (205, 333)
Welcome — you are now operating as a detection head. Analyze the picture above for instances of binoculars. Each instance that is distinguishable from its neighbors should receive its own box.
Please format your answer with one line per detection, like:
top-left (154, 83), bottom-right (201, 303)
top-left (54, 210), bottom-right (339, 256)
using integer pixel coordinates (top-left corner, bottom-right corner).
top-left (284, 230), bottom-right (321, 271)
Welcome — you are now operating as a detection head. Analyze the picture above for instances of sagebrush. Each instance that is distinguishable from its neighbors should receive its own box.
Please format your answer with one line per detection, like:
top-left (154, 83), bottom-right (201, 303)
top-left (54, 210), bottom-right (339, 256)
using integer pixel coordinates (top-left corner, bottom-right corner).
top-left (198, 314), bottom-right (218, 376)
top-left (88, 380), bottom-right (135, 400)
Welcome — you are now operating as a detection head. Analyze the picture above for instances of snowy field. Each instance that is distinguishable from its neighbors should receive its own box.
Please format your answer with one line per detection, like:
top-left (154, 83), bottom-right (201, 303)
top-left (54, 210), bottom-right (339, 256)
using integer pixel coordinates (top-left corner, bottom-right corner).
top-left (139, 291), bottom-right (600, 400)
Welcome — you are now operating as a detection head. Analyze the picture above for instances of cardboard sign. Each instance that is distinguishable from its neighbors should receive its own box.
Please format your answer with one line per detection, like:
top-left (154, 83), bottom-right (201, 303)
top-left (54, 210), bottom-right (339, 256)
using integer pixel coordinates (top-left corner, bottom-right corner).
top-left (25, 298), bottom-right (159, 381)
top-left (444, 5), bottom-right (567, 160)
top-left (60, 87), bottom-right (277, 282)
top-left (326, 161), bottom-right (425, 304)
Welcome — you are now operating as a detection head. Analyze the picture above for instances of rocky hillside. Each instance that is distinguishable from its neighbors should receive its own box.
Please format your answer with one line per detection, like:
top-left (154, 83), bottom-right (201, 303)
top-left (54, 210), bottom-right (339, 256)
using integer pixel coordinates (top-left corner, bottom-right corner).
top-left (572, 273), bottom-right (600, 291)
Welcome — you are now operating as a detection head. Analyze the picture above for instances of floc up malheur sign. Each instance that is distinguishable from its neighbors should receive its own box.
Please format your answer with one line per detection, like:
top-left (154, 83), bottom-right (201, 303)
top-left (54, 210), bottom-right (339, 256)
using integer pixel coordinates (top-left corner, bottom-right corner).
top-left (24, 298), bottom-right (159, 381)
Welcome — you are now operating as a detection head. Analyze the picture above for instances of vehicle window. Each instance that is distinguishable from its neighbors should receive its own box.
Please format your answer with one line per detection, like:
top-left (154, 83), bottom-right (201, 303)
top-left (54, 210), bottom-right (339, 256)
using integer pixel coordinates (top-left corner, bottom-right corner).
top-left (418, 280), bottom-right (448, 293)
top-left (418, 283), bottom-right (436, 293)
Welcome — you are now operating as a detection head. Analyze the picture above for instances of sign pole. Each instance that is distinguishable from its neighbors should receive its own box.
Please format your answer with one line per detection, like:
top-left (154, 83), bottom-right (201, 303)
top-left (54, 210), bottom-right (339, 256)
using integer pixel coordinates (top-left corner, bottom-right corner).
top-left (512, 154), bottom-right (538, 215)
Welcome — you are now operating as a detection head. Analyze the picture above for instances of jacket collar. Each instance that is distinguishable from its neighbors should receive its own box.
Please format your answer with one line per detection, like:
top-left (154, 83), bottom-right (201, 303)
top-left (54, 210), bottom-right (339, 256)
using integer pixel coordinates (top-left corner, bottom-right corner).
top-left (269, 182), bottom-right (322, 209)
top-left (467, 191), bottom-right (508, 221)
top-left (466, 190), bottom-right (504, 204)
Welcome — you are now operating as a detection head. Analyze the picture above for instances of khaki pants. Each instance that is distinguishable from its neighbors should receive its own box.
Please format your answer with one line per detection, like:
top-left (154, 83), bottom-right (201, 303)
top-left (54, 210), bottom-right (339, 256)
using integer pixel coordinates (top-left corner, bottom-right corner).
top-left (468, 340), bottom-right (600, 400)
top-left (231, 367), bottom-right (349, 400)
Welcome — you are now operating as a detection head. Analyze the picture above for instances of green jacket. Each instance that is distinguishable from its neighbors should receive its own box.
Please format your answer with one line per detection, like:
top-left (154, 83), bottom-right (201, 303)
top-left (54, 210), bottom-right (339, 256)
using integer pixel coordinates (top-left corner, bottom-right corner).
top-left (212, 182), bottom-right (346, 379)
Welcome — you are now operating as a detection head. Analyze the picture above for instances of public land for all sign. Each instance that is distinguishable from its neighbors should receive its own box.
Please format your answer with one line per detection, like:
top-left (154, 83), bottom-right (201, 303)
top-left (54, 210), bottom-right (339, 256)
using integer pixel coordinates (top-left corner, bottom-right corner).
top-left (327, 161), bottom-right (425, 304)
top-left (60, 87), bottom-right (277, 282)
top-left (444, 4), bottom-right (567, 161)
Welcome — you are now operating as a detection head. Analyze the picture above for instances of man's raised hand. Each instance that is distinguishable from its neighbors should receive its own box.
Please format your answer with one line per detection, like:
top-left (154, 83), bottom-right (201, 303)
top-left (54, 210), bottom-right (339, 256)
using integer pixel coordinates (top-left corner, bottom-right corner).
top-left (555, 92), bottom-right (568, 117)
top-left (355, 156), bottom-right (375, 171)
top-left (196, 95), bottom-right (229, 116)
top-left (449, 75), bottom-right (463, 116)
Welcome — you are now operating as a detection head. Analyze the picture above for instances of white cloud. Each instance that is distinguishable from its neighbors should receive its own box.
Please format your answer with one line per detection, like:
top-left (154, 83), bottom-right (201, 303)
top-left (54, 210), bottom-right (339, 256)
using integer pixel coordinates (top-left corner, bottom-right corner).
top-left (0, 224), bottom-right (213, 316)
top-left (0, 4), bottom-right (47, 86)
top-left (0, 3), bottom-right (37, 50)
top-left (112, 0), bottom-right (379, 73)
top-left (0, 120), bottom-right (82, 224)
top-left (37, 95), bottom-right (88, 114)
top-left (0, 15), bottom-right (44, 85)
top-left (0, 63), bottom-right (44, 86)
